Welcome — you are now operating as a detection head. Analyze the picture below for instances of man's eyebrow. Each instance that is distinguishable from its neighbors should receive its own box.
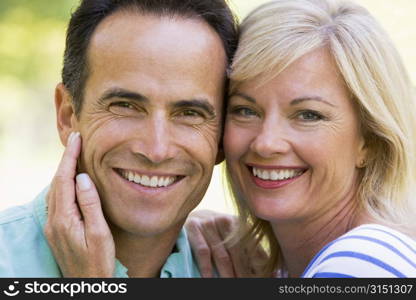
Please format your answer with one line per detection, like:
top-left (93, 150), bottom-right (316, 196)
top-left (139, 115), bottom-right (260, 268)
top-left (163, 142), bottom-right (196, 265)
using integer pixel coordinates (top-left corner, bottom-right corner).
top-left (290, 96), bottom-right (335, 107)
top-left (172, 99), bottom-right (216, 117)
top-left (99, 88), bottom-right (149, 103)
top-left (230, 92), bottom-right (256, 103)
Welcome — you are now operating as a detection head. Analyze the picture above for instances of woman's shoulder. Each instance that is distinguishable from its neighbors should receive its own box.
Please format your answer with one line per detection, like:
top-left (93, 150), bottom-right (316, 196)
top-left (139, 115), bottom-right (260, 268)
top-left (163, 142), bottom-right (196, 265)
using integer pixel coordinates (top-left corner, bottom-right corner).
top-left (302, 224), bottom-right (416, 278)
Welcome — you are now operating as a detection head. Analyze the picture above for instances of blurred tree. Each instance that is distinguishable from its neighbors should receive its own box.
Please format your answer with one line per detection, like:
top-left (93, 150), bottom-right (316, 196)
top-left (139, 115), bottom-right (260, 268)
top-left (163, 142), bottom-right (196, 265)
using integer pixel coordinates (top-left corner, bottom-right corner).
top-left (0, 0), bottom-right (75, 84)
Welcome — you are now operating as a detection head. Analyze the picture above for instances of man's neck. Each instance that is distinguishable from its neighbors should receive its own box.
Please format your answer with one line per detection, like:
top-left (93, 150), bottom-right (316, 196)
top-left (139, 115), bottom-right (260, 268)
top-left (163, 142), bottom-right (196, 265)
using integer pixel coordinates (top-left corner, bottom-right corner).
top-left (110, 223), bottom-right (183, 277)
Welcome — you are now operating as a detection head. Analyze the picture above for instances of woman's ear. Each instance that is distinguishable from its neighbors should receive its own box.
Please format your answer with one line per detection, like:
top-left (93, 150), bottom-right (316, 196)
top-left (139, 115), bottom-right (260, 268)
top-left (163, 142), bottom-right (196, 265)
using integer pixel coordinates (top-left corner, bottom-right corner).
top-left (356, 137), bottom-right (368, 168)
top-left (55, 83), bottom-right (77, 146)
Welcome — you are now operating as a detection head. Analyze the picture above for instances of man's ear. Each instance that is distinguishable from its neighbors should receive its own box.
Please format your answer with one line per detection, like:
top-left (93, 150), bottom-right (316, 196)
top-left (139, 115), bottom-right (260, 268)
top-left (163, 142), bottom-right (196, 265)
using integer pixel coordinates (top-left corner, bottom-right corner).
top-left (55, 83), bottom-right (77, 146)
top-left (215, 147), bottom-right (225, 165)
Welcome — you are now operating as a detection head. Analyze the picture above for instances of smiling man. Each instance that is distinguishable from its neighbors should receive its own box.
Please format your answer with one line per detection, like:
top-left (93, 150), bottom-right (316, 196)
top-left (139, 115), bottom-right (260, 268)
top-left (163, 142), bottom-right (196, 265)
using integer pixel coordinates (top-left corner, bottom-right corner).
top-left (0, 0), bottom-right (237, 277)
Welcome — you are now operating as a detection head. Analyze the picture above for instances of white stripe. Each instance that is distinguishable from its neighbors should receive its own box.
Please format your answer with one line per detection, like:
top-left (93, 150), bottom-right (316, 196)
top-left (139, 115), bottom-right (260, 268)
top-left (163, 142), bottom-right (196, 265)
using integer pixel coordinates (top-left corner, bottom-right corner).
top-left (303, 224), bottom-right (416, 278)
top-left (305, 256), bottom-right (398, 277)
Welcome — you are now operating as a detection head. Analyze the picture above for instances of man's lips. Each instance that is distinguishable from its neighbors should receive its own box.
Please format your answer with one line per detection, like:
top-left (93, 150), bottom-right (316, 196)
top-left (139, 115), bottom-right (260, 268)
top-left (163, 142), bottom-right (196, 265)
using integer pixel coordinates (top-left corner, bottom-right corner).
top-left (114, 168), bottom-right (185, 188)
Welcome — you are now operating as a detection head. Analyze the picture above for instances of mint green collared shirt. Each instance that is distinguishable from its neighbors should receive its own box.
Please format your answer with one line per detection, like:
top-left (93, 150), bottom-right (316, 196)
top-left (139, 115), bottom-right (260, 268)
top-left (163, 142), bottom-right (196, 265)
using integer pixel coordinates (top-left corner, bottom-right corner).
top-left (0, 187), bottom-right (201, 278)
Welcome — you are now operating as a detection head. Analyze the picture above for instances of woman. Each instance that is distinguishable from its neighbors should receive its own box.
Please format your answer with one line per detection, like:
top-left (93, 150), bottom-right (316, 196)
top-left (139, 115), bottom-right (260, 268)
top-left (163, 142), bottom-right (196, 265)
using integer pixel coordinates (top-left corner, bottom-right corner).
top-left (187, 0), bottom-right (416, 277)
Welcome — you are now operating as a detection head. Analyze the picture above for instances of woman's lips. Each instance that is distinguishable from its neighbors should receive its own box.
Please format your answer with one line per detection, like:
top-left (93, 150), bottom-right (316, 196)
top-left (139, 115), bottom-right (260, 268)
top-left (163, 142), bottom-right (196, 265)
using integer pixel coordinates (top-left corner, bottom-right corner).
top-left (248, 165), bottom-right (307, 189)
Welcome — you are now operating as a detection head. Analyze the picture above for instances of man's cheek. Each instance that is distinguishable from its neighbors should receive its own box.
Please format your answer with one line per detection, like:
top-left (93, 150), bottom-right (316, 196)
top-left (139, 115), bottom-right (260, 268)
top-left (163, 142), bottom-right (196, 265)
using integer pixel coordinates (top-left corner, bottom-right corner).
top-left (76, 152), bottom-right (87, 174)
top-left (193, 124), bottom-right (221, 155)
top-left (77, 145), bottom-right (92, 174)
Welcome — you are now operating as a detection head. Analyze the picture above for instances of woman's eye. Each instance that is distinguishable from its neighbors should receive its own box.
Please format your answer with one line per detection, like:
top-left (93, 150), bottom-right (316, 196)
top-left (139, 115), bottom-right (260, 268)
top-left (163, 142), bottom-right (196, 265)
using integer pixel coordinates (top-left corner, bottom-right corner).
top-left (229, 106), bottom-right (258, 118)
top-left (297, 110), bottom-right (324, 121)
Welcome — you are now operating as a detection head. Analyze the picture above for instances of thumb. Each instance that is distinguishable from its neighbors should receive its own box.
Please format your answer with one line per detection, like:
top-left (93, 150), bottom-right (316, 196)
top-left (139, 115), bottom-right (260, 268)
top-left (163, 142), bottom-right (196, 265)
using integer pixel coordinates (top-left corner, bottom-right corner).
top-left (75, 173), bottom-right (110, 235)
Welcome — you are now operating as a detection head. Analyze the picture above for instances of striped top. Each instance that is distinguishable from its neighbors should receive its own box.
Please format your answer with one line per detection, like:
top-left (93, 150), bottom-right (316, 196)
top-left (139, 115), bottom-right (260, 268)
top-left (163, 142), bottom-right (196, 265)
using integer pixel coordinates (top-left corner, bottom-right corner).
top-left (301, 224), bottom-right (416, 278)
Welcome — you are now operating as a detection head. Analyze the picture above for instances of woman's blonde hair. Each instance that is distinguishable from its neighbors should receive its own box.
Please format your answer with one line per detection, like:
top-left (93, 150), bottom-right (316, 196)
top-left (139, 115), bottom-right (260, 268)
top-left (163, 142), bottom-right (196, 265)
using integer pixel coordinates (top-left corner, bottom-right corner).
top-left (226, 0), bottom-right (416, 275)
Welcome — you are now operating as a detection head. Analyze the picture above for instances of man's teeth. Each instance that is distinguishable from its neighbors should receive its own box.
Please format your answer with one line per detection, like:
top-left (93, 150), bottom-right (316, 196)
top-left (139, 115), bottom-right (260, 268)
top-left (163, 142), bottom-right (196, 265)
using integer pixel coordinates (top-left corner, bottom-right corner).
top-left (122, 171), bottom-right (176, 187)
top-left (252, 167), bottom-right (302, 181)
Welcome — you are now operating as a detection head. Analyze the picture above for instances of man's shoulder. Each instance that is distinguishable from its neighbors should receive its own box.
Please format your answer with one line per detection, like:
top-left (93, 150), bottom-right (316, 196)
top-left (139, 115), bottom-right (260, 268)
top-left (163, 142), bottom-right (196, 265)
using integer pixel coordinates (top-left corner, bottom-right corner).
top-left (0, 189), bottom-right (61, 277)
top-left (0, 197), bottom-right (43, 240)
top-left (0, 202), bottom-right (34, 226)
top-left (0, 200), bottom-right (43, 255)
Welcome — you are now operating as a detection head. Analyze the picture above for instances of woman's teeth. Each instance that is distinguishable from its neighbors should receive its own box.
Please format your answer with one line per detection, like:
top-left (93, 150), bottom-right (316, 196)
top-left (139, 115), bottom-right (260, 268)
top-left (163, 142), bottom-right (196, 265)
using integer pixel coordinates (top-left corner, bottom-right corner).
top-left (121, 170), bottom-right (176, 188)
top-left (252, 167), bottom-right (303, 181)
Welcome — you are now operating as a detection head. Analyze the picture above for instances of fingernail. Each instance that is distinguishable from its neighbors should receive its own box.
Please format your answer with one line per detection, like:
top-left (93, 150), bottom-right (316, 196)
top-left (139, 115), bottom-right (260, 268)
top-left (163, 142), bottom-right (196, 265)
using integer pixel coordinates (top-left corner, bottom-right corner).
top-left (67, 132), bottom-right (74, 145)
top-left (71, 132), bottom-right (80, 144)
top-left (68, 132), bottom-right (80, 146)
top-left (76, 173), bottom-right (91, 191)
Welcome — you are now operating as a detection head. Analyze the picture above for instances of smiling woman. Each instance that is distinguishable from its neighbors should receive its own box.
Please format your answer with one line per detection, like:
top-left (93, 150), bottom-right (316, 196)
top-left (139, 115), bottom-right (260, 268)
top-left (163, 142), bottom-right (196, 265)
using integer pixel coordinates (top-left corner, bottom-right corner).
top-left (186, 0), bottom-right (416, 278)
top-left (0, 0), bottom-right (240, 278)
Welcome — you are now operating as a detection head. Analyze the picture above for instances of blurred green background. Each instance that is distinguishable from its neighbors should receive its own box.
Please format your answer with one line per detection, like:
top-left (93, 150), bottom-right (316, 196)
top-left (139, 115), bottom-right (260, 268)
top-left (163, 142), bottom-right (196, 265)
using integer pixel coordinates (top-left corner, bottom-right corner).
top-left (0, 0), bottom-right (415, 211)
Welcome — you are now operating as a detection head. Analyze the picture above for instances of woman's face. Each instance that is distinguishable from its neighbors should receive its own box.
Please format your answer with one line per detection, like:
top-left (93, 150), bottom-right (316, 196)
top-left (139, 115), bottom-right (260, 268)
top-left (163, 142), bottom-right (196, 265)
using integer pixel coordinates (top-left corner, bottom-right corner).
top-left (224, 48), bottom-right (367, 224)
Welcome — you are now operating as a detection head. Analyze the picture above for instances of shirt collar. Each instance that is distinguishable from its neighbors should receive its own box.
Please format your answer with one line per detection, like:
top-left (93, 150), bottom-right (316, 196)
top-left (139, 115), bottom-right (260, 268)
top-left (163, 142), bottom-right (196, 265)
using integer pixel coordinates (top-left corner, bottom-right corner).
top-left (114, 229), bottom-right (200, 278)
top-left (159, 228), bottom-right (200, 278)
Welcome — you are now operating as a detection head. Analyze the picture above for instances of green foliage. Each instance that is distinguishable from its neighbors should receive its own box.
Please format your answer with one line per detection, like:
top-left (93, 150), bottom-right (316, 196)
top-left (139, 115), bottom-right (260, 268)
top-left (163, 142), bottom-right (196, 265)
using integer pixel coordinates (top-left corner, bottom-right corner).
top-left (0, 0), bottom-right (77, 84)
top-left (0, 0), bottom-right (76, 21)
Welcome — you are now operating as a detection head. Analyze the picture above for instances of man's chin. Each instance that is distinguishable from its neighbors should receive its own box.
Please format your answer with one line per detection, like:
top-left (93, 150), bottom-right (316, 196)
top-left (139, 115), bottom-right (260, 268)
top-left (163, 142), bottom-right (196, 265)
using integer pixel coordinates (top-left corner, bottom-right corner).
top-left (107, 214), bottom-right (183, 239)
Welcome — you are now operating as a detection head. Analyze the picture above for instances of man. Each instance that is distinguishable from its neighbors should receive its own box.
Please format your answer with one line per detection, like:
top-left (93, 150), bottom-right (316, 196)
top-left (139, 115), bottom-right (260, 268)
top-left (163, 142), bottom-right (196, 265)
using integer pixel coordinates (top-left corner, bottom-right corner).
top-left (0, 0), bottom-right (237, 277)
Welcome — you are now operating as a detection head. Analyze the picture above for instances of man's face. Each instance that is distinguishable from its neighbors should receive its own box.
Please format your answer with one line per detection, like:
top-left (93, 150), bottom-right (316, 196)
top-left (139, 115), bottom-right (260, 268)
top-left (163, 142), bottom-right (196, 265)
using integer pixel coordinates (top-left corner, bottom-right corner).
top-left (68, 12), bottom-right (226, 237)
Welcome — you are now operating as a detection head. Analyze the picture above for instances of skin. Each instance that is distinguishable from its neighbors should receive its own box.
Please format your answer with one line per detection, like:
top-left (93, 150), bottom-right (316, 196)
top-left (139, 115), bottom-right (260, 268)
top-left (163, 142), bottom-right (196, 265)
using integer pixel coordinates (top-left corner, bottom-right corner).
top-left (45, 132), bottom-right (115, 277)
top-left (185, 209), bottom-right (269, 277)
top-left (224, 48), bottom-right (370, 277)
top-left (47, 11), bottom-right (226, 277)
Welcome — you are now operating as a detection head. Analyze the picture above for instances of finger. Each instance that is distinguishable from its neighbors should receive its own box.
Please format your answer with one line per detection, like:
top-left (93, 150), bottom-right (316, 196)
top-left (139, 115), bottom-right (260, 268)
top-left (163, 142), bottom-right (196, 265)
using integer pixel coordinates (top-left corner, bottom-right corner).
top-left (47, 130), bottom-right (73, 217)
top-left (223, 235), bottom-right (247, 278)
top-left (204, 221), bottom-right (235, 277)
top-left (53, 132), bottom-right (82, 217)
top-left (232, 235), bottom-right (269, 277)
top-left (249, 244), bottom-right (269, 276)
top-left (215, 215), bottom-right (245, 277)
top-left (76, 173), bottom-right (111, 246)
top-left (186, 221), bottom-right (213, 278)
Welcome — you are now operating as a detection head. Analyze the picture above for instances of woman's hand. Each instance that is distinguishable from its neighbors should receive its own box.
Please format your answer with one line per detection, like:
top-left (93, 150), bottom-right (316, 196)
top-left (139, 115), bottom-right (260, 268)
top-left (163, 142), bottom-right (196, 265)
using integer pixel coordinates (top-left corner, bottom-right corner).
top-left (44, 132), bottom-right (115, 277)
top-left (185, 209), bottom-right (269, 278)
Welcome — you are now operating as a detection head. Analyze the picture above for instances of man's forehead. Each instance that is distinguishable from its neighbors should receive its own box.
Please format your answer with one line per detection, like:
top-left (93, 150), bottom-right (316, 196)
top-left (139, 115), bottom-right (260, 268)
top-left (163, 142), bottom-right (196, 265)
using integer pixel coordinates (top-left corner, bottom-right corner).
top-left (89, 10), bottom-right (223, 56)
top-left (86, 11), bottom-right (226, 77)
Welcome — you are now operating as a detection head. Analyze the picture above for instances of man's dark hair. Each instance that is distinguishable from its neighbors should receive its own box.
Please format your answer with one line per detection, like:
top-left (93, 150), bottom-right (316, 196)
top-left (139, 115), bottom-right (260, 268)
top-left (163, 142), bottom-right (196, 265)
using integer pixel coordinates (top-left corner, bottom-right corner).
top-left (62, 0), bottom-right (238, 115)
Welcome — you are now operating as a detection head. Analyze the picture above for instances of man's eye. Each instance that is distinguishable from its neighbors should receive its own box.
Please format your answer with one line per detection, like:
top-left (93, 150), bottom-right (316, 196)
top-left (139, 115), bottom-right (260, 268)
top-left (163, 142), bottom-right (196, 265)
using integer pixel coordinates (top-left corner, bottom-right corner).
top-left (108, 101), bottom-right (142, 116)
top-left (179, 109), bottom-right (203, 117)
top-left (110, 102), bottom-right (134, 109)
top-left (175, 109), bottom-right (206, 125)
top-left (297, 110), bottom-right (324, 121)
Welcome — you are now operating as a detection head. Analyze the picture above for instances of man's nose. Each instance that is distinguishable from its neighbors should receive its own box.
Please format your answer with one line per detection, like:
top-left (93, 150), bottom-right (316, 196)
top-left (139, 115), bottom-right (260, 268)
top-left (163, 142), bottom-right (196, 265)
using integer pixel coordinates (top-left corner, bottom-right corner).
top-left (134, 114), bottom-right (176, 164)
top-left (249, 116), bottom-right (291, 158)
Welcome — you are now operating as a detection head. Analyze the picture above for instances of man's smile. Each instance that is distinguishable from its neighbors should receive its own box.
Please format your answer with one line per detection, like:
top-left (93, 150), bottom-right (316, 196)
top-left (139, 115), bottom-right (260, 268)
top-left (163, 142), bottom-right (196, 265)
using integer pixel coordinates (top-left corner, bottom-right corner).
top-left (115, 168), bottom-right (185, 189)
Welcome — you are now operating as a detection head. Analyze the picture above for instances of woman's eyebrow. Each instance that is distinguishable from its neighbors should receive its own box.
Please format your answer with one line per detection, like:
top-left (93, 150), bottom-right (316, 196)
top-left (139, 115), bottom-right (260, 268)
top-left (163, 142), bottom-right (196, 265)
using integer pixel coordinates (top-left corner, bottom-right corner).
top-left (231, 93), bottom-right (336, 108)
top-left (290, 96), bottom-right (336, 107)
top-left (230, 92), bottom-right (256, 103)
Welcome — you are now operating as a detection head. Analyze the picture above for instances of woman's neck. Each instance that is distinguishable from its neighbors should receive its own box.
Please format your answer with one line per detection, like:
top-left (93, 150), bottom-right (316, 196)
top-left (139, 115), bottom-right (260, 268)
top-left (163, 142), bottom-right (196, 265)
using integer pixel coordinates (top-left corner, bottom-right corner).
top-left (271, 196), bottom-right (374, 278)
